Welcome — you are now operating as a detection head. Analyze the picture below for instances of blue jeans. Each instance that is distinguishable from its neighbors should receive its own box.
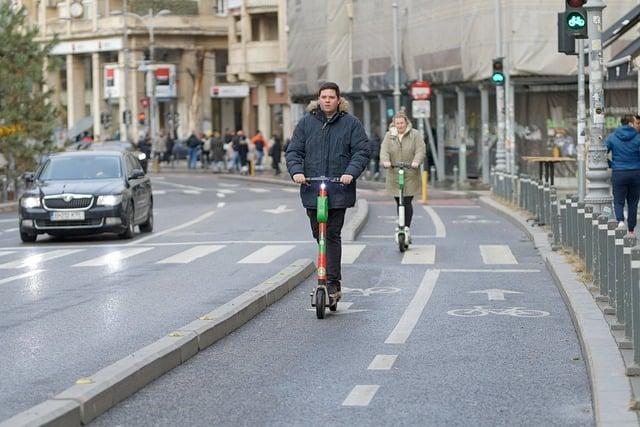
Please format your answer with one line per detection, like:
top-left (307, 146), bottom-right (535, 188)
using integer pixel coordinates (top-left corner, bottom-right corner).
top-left (188, 147), bottom-right (199, 169)
top-left (612, 169), bottom-right (640, 231)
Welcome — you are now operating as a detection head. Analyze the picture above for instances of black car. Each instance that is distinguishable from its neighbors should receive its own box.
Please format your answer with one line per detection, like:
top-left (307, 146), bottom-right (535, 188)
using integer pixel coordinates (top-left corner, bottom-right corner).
top-left (18, 150), bottom-right (153, 242)
top-left (84, 140), bottom-right (150, 173)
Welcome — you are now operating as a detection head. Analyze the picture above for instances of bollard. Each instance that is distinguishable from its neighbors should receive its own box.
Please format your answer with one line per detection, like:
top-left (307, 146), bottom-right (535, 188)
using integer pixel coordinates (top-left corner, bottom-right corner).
top-left (570, 196), bottom-right (579, 253)
top-left (626, 246), bottom-right (640, 376)
top-left (430, 166), bottom-right (436, 187)
top-left (560, 198), bottom-right (568, 248)
top-left (454, 166), bottom-right (460, 191)
top-left (518, 175), bottom-right (525, 209)
top-left (584, 206), bottom-right (594, 274)
top-left (597, 215), bottom-right (609, 298)
top-left (605, 219), bottom-right (618, 314)
top-left (614, 225), bottom-right (626, 328)
top-left (624, 234), bottom-right (637, 345)
top-left (551, 191), bottom-right (561, 251)
top-left (543, 182), bottom-right (551, 225)
top-left (577, 202), bottom-right (585, 260)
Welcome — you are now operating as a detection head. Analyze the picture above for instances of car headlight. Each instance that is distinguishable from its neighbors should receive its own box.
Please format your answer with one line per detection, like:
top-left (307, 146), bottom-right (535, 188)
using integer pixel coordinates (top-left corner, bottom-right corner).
top-left (97, 194), bottom-right (123, 206)
top-left (20, 196), bottom-right (41, 209)
top-left (138, 152), bottom-right (147, 161)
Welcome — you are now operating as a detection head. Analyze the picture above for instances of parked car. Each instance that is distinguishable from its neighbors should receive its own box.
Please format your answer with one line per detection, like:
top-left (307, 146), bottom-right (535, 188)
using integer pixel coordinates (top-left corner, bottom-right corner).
top-left (18, 150), bottom-right (153, 242)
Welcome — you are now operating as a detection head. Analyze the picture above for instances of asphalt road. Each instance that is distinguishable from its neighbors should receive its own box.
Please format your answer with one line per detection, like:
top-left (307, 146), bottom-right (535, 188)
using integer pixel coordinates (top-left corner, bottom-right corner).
top-left (84, 181), bottom-right (594, 426)
top-left (0, 173), bottom-right (323, 422)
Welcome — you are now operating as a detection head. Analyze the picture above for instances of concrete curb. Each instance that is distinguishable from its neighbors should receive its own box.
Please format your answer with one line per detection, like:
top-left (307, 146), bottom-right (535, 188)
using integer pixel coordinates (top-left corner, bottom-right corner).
top-left (1, 259), bottom-right (315, 427)
top-left (343, 199), bottom-right (368, 242)
top-left (0, 202), bottom-right (17, 213)
top-left (478, 196), bottom-right (639, 427)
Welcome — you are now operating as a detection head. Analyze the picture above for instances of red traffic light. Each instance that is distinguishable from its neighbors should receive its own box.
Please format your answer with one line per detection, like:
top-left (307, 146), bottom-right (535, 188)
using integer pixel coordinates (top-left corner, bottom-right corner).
top-left (567, 0), bottom-right (586, 7)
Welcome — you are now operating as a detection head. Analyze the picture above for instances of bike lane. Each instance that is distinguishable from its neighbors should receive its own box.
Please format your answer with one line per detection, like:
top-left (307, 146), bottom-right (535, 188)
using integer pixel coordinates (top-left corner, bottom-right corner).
top-left (91, 197), bottom-right (593, 426)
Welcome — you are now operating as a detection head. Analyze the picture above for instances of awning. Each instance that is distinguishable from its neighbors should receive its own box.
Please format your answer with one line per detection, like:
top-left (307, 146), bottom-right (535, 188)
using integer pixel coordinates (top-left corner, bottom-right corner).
top-left (603, 4), bottom-right (640, 49)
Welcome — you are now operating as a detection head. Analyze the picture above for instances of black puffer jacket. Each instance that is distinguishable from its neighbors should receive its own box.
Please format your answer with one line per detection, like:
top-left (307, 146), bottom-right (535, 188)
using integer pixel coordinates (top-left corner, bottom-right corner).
top-left (286, 100), bottom-right (370, 209)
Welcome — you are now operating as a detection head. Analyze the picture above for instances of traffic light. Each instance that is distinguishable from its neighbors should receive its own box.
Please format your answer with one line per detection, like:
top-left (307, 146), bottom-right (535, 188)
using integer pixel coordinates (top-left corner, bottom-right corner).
top-left (491, 58), bottom-right (505, 86)
top-left (565, 0), bottom-right (588, 39)
top-left (138, 112), bottom-right (146, 125)
top-left (558, 12), bottom-right (577, 55)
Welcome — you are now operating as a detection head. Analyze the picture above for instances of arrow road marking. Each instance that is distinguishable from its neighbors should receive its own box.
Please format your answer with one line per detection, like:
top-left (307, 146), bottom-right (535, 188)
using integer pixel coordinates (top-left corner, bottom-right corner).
top-left (469, 289), bottom-right (523, 301)
top-left (263, 205), bottom-right (294, 214)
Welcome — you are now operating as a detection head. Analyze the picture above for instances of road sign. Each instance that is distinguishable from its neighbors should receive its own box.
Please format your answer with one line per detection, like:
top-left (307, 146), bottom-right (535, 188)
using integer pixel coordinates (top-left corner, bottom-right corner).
top-left (410, 80), bottom-right (432, 100)
top-left (412, 100), bottom-right (431, 119)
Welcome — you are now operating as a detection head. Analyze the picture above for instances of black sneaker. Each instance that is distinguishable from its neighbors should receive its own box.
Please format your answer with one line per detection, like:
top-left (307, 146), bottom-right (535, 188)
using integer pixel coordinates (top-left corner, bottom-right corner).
top-left (327, 282), bottom-right (341, 298)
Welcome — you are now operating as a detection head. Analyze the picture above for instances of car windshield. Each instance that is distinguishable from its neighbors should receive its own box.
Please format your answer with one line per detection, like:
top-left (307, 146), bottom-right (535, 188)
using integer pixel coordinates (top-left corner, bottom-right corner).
top-left (38, 156), bottom-right (122, 181)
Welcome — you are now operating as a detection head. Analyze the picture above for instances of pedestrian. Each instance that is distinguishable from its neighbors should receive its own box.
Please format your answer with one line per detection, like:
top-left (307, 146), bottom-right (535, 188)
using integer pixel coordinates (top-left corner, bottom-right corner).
top-left (606, 114), bottom-right (640, 236)
top-left (165, 133), bottom-right (174, 164)
top-left (369, 132), bottom-right (382, 180)
top-left (269, 133), bottom-right (282, 175)
top-left (237, 131), bottom-right (249, 174)
top-left (186, 132), bottom-right (202, 169)
top-left (286, 81), bottom-right (369, 298)
top-left (202, 131), bottom-right (212, 167)
top-left (157, 130), bottom-right (168, 164)
top-left (251, 130), bottom-right (267, 171)
top-left (211, 130), bottom-right (225, 172)
top-left (231, 130), bottom-right (245, 172)
top-left (380, 111), bottom-right (425, 242)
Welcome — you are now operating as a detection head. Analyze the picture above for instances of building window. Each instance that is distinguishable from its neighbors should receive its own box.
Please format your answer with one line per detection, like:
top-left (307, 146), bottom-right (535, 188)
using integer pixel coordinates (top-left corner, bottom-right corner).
top-left (250, 12), bottom-right (278, 42)
top-left (215, 0), bottom-right (227, 15)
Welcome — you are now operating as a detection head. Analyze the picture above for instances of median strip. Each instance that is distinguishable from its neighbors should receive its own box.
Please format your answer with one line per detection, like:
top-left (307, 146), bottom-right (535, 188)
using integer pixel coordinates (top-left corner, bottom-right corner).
top-left (0, 259), bottom-right (314, 427)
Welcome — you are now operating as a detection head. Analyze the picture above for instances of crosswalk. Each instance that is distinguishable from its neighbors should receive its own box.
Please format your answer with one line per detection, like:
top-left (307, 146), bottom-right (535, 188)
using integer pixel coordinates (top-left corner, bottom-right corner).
top-left (0, 243), bottom-right (521, 272)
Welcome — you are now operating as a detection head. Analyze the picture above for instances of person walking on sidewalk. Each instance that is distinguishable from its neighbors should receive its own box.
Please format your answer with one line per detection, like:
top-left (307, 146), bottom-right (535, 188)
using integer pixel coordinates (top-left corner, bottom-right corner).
top-left (380, 111), bottom-right (425, 242)
top-left (269, 133), bottom-right (282, 175)
top-left (251, 130), bottom-right (267, 171)
top-left (286, 81), bottom-right (369, 298)
top-left (606, 114), bottom-right (640, 236)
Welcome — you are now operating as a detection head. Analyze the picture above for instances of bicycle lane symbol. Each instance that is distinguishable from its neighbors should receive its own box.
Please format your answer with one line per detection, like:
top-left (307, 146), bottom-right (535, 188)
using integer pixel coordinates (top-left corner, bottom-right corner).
top-left (342, 287), bottom-right (401, 297)
top-left (447, 306), bottom-right (550, 318)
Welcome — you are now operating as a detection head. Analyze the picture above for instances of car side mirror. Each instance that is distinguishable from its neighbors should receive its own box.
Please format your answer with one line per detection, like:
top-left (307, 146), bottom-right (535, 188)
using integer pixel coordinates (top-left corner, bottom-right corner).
top-left (22, 172), bottom-right (35, 184)
top-left (129, 169), bottom-right (145, 180)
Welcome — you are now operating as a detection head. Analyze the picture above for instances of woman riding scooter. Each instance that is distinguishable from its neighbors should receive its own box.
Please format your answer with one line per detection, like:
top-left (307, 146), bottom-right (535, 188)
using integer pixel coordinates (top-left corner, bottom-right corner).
top-left (380, 112), bottom-right (425, 243)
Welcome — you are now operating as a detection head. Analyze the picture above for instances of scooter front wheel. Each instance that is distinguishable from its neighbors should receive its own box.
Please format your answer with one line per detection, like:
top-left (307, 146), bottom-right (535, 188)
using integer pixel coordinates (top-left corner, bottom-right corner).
top-left (398, 233), bottom-right (407, 252)
top-left (315, 288), bottom-right (326, 319)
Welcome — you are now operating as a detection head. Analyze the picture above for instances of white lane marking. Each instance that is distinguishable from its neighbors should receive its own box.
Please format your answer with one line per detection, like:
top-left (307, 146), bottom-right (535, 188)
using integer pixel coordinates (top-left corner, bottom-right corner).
top-left (377, 215), bottom-right (423, 219)
top-left (368, 355), bottom-right (398, 370)
top-left (480, 245), bottom-right (518, 265)
top-left (216, 193), bottom-right (226, 198)
top-left (469, 288), bottom-right (523, 301)
top-left (156, 245), bottom-right (225, 264)
top-left (4, 227), bottom-right (18, 232)
top-left (154, 181), bottom-right (204, 191)
top-left (73, 247), bottom-right (153, 267)
top-left (280, 188), bottom-right (299, 193)
top-left (306, 301), bottom-right (354, 313)
top-left (342, 245), bottom-right (366, 264)
top-left (248, 188), bottom-right (269, 193)
top-left (182, 190), bottom-right (202, 195)
top-left (401, 245), bottom-right (435, 265)
top-left (342, 385), bottom-right (380, 407)
top-left (128, 210), bottom-right (216, 245)
top-left (427, 205), bottom-right (480, 208)
top-left (216, 189), bottom-right (236, 194)
top-left (0, 219), bottom-right (17, 223)
top-left (263, 205), bottom-right (294, 214)
top-left (385, 269), bottom-right (440, 344)
top-left (0, 249), bottom-right (83, 269)
top-left (0, 240), bottom-right (315, 250)
top-left (238, 245), bottom-right (295, 264)
top-left (219, 183), bottom-right (239, 187)
top-left (0, 251), bottom-right (15, 257)
top-left (0, 270), bottom-right (44, 286)
top-left (217, 202), bottom-right (226, 208)
top-left (438, 269), bottom-right (539, 273)
top-left (152, 190), bottom-right (167, 196)
top-left (423, 206), bottom-right (446, 238)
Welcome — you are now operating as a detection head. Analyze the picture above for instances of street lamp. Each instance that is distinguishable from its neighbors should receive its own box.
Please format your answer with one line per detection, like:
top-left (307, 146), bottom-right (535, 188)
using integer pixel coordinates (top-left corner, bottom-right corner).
top-left (111, 8), bottom-right (171, 173)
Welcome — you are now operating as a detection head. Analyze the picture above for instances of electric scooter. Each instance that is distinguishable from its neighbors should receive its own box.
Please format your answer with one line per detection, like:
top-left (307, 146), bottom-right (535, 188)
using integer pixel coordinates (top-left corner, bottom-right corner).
top-left (306, 176), bottom-right (343, 319)
top-left (391, 162), bottom-right (411, 252)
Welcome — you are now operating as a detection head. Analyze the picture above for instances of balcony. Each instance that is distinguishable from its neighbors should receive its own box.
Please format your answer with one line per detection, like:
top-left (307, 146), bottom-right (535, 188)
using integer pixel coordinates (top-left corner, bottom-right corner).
top-left (227, 41), bottom-right (284, 75)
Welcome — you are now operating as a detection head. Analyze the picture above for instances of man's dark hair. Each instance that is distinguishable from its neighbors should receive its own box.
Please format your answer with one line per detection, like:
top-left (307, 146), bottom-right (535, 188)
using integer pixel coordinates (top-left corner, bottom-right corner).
top-left (318, 81), bottom-right (340, 98)
top-left (621, 114), bottom-right (636, 125)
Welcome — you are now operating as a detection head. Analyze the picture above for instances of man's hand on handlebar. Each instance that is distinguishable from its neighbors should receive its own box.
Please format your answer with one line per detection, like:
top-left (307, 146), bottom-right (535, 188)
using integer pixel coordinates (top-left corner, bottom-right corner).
top-left (382, 161), bottom-right (391, 168)
top-left (340, 174), bottom-right (353, 185)
top-left (293, 173), bottom-right (306, 184)
top-left (411, 161), bottom-right (420, 169)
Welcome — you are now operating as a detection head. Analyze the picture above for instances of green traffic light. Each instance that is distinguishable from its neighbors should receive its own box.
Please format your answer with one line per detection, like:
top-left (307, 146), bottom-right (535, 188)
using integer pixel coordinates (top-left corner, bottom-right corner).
top-left (492, 73), bottom-right (505, 84)
top-left (566, 11), bottom-right (586, 30)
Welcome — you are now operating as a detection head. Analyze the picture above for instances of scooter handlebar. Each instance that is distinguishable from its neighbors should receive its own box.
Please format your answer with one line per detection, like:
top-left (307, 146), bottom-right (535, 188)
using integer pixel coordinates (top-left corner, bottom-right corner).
top-left (304, 177), bottom-right (343, 183)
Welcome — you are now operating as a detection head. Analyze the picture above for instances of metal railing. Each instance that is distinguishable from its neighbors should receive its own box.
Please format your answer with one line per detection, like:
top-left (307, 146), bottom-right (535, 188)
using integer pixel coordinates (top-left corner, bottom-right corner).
top-left (490, 170), bottom-right (640, 376)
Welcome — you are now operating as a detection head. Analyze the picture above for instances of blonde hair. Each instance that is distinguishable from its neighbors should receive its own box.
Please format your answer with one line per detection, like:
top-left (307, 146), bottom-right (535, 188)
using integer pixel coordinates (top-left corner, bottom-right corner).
top-left (392, 112), bottom-right (410, 124)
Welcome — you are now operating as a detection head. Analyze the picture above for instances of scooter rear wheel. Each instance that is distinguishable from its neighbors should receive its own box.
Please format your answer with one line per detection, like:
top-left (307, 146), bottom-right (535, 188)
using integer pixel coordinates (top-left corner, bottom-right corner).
top-left (398, 233), bottom-right (407, 252)
top-left (315, 288), bottom-right (326, 319)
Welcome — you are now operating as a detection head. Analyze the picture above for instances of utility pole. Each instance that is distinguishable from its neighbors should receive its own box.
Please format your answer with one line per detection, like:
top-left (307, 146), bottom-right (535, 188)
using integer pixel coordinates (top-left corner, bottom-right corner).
top-left (148, 8), bottom-right (159, 172)
top-left (584, 0), bottom-right (611, 213)
top-left (121, 0), bottom-right (130, 141)
top-left (392, 2), bottom-right (401, 114)
top-left (494, 0), bottom-right (506, 172)
top-left (577, 38), bottom-right (586, 201)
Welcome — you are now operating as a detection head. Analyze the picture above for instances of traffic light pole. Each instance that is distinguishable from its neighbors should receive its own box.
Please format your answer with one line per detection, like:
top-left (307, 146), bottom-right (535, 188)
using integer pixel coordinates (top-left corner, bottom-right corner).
top-left (494, 0), bottom-right (506, 172)
top-left (577, 38), bottom-right (586, 202)
top-left (392, 2), bottom-right (401, 114)
top-left (584, 0), bottom-right (611, 213)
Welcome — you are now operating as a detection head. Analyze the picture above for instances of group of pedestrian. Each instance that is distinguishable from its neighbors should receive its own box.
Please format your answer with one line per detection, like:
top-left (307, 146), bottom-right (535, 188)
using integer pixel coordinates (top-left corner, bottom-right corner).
top-left (606, 114), bottom-right (640, 236)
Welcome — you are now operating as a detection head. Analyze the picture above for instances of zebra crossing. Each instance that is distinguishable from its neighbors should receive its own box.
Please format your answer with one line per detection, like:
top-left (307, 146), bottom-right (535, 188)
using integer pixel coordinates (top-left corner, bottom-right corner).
top-left (0, 243), bottom-right (521, 273)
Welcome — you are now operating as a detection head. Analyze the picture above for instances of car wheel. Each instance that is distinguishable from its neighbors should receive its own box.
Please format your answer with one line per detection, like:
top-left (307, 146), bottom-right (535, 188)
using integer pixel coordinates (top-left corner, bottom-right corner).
top-left (139, 205), bottom-right (153, 233)
top-left (118, 204), bottom-right (135, 239)
top-left (20, 229), bottom-right (37, 243)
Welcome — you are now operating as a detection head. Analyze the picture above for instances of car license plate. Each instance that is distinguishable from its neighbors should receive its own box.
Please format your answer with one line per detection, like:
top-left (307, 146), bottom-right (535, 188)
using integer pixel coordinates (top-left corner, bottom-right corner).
top-left (50, 211), bottom-right (85, 221)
